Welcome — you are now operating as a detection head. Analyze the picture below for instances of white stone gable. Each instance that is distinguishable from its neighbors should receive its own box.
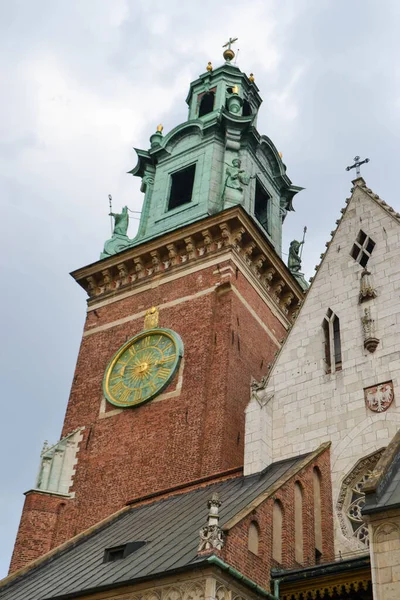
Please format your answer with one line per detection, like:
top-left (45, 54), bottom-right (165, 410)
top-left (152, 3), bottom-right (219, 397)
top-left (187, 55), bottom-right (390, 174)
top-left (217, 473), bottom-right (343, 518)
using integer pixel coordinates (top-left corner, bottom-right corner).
top-left (244, 179), bottom-right (400, 553)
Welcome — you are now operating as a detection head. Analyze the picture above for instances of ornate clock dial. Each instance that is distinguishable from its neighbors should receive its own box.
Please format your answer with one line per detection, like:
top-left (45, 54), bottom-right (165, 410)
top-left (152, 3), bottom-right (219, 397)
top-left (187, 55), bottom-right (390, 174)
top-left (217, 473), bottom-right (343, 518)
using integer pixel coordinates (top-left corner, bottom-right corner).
top-left (103, 328), bottom-right (183, 408)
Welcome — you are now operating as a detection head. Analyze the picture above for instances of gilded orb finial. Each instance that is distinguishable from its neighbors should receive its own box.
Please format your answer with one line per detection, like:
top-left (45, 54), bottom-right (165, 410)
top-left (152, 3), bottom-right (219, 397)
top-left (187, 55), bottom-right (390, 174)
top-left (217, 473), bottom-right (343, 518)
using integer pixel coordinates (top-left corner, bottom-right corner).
top-left (156, 124), bottom-right (163, 133)
top-left (249, 73), bottom-right (255, 83)
top-left (222, 36), bottom-right (238, 62)
top-left (206, 61), bottom-right (213, 72)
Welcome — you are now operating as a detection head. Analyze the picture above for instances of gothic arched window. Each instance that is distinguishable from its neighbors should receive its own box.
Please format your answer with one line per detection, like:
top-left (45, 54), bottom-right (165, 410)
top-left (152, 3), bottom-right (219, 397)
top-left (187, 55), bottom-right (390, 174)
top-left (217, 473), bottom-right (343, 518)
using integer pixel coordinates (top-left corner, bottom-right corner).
top-left (323, 309), bottom-right (342, 373)
top-left (294, 482), bottom-right (304, 564)
top-left (272, 500), bottom-right (283, 563)
top-left (248, 521), bottom-right (260, 555)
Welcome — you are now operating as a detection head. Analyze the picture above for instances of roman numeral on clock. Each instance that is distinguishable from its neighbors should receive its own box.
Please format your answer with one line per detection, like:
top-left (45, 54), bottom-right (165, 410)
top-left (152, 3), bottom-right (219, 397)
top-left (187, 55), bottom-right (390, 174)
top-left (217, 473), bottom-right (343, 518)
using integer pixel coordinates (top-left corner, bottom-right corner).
top-left (118, 389), bottom-right (132, 404)
top-left (110, 381), bottom-right (125, 395)
top-left (157, 367), bottom-right (171, 381)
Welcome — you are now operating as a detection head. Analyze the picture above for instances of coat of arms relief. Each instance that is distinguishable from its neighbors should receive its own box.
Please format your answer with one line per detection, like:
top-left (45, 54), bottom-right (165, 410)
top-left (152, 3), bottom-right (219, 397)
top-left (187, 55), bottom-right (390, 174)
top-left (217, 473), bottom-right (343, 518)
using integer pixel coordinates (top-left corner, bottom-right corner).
top-left (364, 381), bottom-right (394, 413)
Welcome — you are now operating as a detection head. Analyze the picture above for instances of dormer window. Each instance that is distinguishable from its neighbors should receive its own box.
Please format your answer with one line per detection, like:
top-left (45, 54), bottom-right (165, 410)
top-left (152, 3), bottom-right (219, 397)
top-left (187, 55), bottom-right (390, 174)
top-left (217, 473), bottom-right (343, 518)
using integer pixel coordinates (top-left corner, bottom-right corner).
top-left (103, 541), bottom-right (146, 563)
top-left (254, 179), bottom-right (270, 231)
top-left (350, 230), bottom-right (375, 267)
top-left (168, 165), bottom-right (196, 210)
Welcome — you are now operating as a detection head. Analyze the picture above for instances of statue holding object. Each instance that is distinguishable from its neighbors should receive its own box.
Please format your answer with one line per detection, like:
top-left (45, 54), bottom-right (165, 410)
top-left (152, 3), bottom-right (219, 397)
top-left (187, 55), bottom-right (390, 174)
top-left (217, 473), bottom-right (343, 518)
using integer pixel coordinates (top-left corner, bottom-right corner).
top-left (223, 158), bottom-right (255, 209)
top-left (109, 206), bottom-right (129, 236)
top-left (101, 197), bottom-right (132, 259)
top-left (288, 239), bottom-right (304, 273)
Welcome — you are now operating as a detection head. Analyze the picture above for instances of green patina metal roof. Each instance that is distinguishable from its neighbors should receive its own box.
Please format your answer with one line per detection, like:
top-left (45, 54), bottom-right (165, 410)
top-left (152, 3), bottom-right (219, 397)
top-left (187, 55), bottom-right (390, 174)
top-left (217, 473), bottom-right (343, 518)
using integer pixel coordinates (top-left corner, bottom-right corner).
top-left (101, 60), bottom-right (302, 261)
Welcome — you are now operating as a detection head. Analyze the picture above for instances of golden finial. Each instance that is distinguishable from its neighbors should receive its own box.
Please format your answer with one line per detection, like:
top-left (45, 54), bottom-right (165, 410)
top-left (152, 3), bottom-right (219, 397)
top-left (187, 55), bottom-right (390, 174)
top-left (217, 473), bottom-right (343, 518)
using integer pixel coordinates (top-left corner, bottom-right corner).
top-left (206, 61), bottom-right (213, 72)
top-left (222, 37), bottom-right (238, 62)
top-left (249, 73), bottom-right (255, 83)
top-left (232, 85), bottom-right (239, 94)
top-left (156, 124), bottom-right (163, 133)
top-left (144, 306), bottom-right (159, 330)
top-left (278, 152), bottom-right (283, 159)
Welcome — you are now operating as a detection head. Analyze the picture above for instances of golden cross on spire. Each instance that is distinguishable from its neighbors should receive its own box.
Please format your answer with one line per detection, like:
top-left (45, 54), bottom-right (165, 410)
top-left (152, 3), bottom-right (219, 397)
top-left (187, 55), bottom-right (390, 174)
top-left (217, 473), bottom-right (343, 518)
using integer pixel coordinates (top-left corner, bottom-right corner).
top-left (222, 37), bottom-right (238, 62)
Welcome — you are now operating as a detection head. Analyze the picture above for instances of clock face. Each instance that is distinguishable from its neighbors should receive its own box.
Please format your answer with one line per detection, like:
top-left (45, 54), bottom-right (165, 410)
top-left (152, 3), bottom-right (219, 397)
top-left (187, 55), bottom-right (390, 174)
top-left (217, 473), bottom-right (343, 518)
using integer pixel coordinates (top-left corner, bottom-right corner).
top-left (103, 328), bottom-right (183, 408)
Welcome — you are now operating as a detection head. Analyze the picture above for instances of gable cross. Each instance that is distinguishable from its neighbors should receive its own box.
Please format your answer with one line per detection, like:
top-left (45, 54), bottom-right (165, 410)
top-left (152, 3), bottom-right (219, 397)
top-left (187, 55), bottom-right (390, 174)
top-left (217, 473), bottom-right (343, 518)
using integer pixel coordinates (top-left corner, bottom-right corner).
top-left (345, 155), bottom-right (370, 177)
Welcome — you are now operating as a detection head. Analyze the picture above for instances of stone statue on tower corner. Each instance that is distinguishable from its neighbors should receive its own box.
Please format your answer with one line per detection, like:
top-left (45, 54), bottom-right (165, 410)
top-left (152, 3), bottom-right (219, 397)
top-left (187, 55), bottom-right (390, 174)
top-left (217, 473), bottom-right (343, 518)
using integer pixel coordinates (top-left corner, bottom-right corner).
top-left (101, 202), bottom-right (132, 259)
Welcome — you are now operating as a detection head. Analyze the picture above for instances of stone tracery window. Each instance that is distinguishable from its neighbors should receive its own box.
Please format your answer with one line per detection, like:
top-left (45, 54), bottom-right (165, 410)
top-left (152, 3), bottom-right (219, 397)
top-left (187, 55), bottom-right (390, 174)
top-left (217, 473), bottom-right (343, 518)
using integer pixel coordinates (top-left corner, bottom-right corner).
top-left (336, 449), bottom-right (384, 549)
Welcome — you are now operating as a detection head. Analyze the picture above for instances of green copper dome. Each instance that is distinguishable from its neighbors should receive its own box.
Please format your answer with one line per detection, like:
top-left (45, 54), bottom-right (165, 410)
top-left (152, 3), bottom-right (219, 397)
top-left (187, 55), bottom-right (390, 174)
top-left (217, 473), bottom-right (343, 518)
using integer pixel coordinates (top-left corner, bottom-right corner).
top-left (101, 60), bottom-right (302, 260)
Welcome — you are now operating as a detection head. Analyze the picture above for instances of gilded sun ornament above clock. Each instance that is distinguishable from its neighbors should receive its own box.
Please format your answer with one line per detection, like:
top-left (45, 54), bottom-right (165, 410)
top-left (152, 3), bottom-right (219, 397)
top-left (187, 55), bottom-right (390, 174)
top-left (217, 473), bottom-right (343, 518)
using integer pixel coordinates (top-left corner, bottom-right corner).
top-left (103, 308), bottom-right (183, 408)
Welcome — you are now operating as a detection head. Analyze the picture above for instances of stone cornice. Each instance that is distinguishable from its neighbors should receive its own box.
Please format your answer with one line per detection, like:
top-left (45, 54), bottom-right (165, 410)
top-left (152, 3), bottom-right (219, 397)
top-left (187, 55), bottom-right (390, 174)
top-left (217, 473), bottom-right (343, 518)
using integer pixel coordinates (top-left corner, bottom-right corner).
top-left (71, 207), bottom-right (304, 321)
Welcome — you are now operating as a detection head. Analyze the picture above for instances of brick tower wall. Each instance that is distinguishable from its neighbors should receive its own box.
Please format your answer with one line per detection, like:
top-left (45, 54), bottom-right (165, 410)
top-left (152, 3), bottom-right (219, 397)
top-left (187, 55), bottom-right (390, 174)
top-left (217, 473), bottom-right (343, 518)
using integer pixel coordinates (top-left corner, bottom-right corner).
top-left (10, 255), bottom-right (287, 572)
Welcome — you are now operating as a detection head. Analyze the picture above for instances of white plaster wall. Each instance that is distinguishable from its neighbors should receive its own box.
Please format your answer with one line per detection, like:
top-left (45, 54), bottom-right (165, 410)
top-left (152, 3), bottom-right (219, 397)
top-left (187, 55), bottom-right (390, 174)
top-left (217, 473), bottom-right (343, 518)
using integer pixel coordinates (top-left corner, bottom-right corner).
top-left (244, 183), bottom-right (400, 553)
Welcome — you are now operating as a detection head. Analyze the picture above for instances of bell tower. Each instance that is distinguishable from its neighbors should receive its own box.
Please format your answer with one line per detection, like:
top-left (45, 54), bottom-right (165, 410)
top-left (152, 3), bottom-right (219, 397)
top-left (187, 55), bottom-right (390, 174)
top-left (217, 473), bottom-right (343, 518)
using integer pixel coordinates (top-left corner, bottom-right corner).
top-left (102, 50), bottom-right (301, 259)
top-left (10, 49), bottom-right (305, 574)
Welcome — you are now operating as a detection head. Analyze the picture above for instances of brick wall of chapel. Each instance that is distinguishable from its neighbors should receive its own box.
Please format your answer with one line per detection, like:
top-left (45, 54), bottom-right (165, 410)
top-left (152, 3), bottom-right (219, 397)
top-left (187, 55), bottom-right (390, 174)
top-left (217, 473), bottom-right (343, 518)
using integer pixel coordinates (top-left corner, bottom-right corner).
top-left (222, 449), bottom-right (334, 592)
top-left (10, 256), bottom-right (287, 573)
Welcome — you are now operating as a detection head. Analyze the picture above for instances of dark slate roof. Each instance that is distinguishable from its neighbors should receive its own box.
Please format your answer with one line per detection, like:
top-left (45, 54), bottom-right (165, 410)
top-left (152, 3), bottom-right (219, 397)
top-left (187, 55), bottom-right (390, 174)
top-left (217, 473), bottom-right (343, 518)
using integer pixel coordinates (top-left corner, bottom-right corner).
top-left (0, 454), bottom-right (307, 600)
top-left (363, 430), bottom-right (400, 514)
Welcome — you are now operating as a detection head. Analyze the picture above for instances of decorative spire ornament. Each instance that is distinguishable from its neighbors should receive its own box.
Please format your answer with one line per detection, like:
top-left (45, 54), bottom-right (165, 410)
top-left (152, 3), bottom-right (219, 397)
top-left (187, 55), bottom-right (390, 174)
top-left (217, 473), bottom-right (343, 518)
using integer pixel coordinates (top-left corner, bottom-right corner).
top-left (198, 492), bottom-right (224, 552)
top-left (222, 37), bottom-right (238, 62)
top-left (206, 61), bottom-right (213, 72)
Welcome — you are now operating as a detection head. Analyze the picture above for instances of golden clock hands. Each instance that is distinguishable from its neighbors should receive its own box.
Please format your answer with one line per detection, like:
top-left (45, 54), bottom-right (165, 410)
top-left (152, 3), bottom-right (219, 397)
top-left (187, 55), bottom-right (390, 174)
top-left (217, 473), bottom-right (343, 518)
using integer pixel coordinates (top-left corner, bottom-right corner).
top-left (154, 355), bottom-right (176, 367)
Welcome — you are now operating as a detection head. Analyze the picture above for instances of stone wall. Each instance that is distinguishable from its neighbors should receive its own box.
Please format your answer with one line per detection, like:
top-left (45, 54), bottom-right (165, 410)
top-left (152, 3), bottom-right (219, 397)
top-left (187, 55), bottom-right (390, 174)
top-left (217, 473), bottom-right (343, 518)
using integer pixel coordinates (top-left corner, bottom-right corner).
top-left (367, 511), bottom-right (400, 600)
top-left (244, 180), bottom-right (400, 554)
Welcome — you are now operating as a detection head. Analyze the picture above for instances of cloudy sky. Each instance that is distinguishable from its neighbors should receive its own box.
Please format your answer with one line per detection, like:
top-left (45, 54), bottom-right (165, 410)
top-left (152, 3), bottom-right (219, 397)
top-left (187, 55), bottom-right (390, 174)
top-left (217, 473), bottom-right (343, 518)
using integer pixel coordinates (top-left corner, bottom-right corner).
top-left (1, 0), bottom-right (400, 577)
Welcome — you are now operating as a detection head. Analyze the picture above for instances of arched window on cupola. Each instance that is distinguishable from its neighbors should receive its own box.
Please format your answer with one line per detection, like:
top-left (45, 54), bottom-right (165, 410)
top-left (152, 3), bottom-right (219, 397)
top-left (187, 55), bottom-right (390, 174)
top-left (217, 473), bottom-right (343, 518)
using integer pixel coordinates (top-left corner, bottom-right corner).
top-left (198, 92), bottom-right (215, 117)
top-left (322, 309), bottom-right (342, 373)
top-left (242, 99), bottom-right (252, 117)
top-left (272, 500), bottom-right (283, 563)
top-left (248, 520), bottom-right (260, 555)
